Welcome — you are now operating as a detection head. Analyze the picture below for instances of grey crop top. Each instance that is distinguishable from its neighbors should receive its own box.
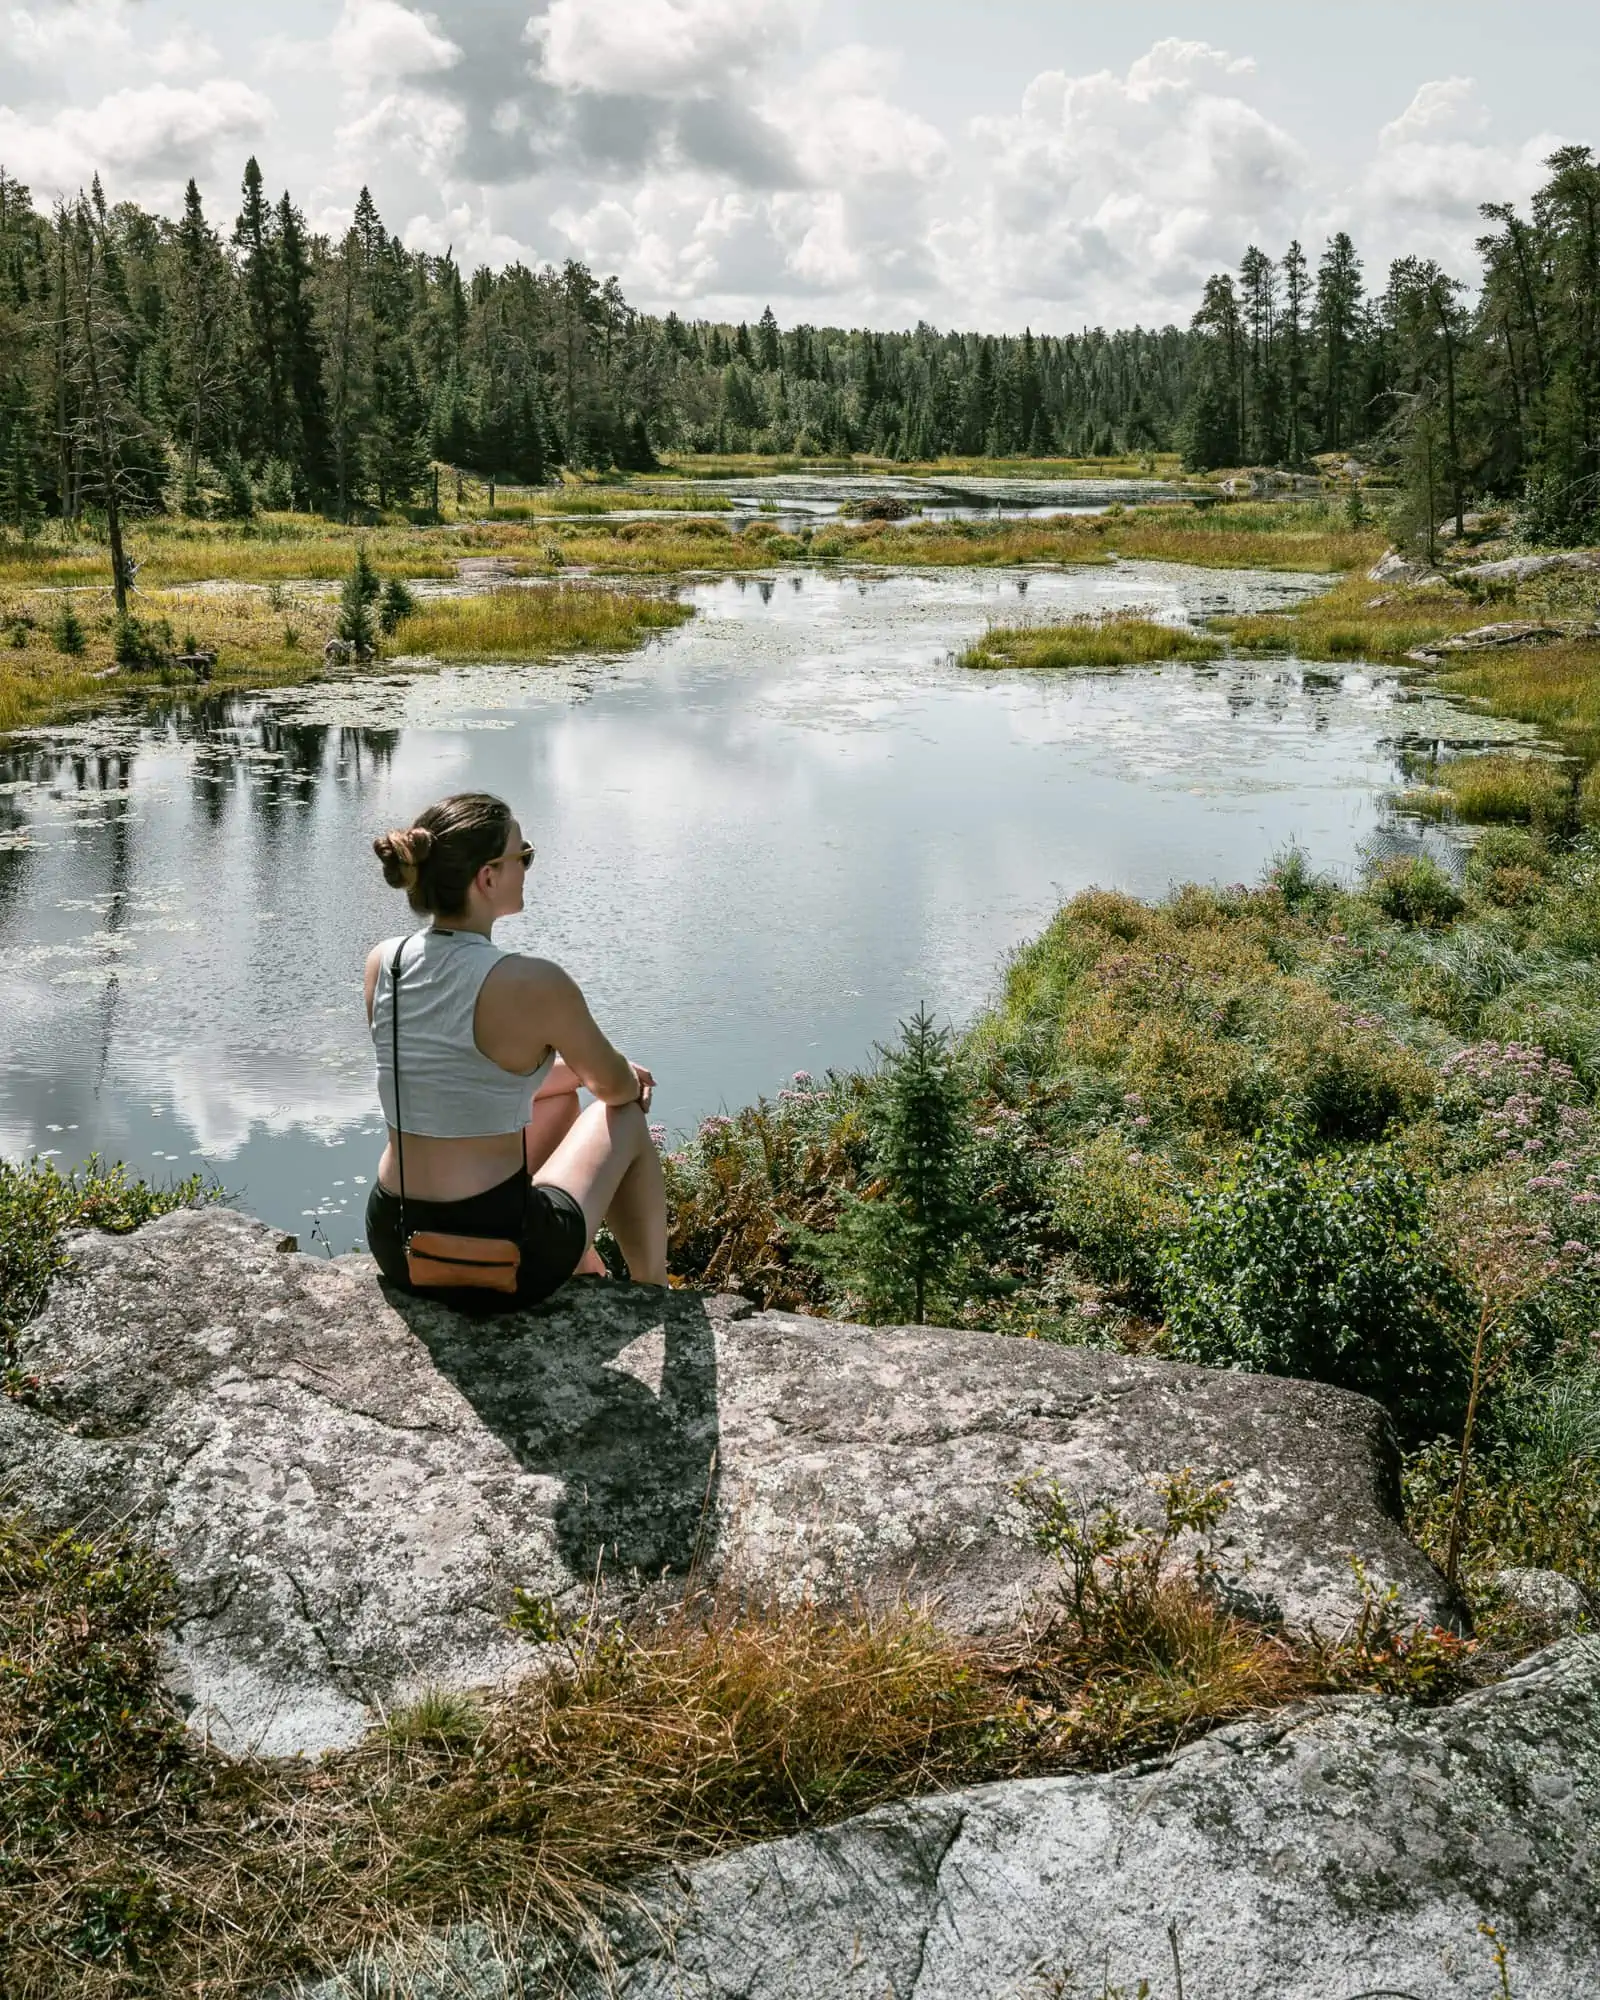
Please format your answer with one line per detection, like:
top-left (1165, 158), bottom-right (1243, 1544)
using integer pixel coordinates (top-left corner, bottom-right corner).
top-left (371, 929), bottom-right (553, 1139)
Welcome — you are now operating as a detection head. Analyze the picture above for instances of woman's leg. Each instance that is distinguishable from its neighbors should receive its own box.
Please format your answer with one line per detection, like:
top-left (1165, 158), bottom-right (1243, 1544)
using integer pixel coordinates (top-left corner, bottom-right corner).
top-left (523, 1087), bottom-right (606, 1274)
top-left (523, 1087), bottom-right (580, 1172)
top-left (533, 1100), bottom-right (668, 1285)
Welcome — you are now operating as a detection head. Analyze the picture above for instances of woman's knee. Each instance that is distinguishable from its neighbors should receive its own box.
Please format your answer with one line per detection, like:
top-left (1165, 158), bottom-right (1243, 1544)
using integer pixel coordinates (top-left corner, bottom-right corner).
top-left (582, 1096), bottom-right (650, 1154)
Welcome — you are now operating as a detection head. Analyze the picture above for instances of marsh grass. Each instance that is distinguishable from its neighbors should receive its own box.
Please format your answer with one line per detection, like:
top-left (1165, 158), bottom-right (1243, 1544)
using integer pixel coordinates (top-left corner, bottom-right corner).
top-left (1398, 753), bottom-right (1576, 830)
top-left (1220, 572), bottom-right (1491, 660)
top-left (1437, 639), bottom-right (1600, 767)
top-left (0, 577), bottom-right (692, 732)
top-left (960, 615), bottom-right (1223, 671)
top-left (393, 586), bottom-right (691, 658)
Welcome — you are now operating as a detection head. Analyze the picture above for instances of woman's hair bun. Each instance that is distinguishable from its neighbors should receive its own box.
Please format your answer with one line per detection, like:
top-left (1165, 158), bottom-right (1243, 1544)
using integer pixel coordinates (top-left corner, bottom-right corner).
top-left (374, 824), bottom-right (434, 889)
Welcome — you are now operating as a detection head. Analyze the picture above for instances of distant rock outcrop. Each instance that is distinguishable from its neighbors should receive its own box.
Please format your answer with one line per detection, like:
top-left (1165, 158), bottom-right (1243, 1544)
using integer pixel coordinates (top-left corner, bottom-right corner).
top-left (3, 1208), bottom-right (1454, 1757)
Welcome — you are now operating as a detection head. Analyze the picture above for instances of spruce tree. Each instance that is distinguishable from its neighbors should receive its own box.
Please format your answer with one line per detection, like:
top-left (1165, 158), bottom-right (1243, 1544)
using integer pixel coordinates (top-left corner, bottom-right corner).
top-left (337, 546), bottom-right (380, 655)
top-left (801, 1006), bottom-right (978, 1325)
top-left (233, 157), bottom-right (283, 463)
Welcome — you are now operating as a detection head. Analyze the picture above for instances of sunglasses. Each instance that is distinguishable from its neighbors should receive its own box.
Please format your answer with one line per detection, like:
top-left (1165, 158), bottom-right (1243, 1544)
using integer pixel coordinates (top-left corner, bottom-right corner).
top-left (494, 840), bottom-right (535, 868)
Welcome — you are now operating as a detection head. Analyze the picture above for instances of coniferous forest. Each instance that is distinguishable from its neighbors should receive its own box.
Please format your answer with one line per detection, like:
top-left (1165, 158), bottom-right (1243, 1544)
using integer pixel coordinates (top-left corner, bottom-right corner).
top-left (0, 145), bottom-right (1598, 540)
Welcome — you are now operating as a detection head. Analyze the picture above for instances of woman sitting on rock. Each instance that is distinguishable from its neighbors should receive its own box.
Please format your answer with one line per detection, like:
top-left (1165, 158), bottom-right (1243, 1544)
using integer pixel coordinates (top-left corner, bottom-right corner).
top-left (364, 790), bottom-right (667, 1305)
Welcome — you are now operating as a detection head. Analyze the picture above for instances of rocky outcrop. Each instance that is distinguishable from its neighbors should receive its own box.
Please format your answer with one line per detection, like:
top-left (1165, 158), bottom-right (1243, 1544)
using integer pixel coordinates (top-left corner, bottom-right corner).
top-left (1457, 550), bottom-right (1600, 584)
top-left (297, 1636), bottom-right (1600, 2000)
top-left (3, 1208), bottom-right (1453, 1757)
top-left (1406, 619), bottom-right (1568, 663)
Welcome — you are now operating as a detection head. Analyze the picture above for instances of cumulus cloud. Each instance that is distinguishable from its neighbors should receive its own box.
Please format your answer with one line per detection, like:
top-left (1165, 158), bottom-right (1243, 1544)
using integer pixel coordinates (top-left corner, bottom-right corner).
top-left (0, 79), bottom-right (272, 199)
top-left (939, 40), bottom-right (1306, 322)
top-left (0, 7), bottom-right (1577, 329)
top-left (527, 0), bottom-right (805, 99)
top-left (329, 0), bottom-right (460, 78)
top-left (1338, 77), bottom-right (1557, 259)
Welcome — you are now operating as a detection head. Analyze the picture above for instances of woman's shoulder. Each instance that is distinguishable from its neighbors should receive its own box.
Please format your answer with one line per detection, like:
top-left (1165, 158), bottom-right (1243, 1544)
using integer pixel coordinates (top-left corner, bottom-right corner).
top-left (482, 949), bottom-right (574, 996)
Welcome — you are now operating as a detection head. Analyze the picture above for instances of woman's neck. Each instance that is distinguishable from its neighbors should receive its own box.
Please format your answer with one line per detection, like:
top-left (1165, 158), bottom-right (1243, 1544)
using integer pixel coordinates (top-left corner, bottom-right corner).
top-left (433, 912), bottom-right (495, 938)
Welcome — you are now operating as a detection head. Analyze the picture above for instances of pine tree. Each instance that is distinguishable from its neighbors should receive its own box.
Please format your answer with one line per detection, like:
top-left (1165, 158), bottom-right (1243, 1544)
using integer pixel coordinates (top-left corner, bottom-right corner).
top-left (275, 193), bottom-right (327, 501)
top-left (337, 546), bottom-right (379, 655)
top-left (168, 178), bottom-right (232, 495)
top-left (757, 304), bottom-right (781, 372)
top-left (801, 1007), bottom-right (978, 1325)
top-left (1314, 233), bottom-right (1365, 451)
top-left (233, 157), bottom-right (283, 463)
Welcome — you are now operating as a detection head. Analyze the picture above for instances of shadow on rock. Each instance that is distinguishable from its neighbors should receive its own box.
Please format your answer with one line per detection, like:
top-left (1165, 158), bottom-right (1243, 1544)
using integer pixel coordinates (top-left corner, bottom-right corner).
top-left (389, 1281), bottom-right (724, 1588)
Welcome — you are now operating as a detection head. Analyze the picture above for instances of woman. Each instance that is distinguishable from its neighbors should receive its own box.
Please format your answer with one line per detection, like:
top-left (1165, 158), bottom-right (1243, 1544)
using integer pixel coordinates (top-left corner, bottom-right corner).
top-left (364, 791), bottom-right (667, 1304)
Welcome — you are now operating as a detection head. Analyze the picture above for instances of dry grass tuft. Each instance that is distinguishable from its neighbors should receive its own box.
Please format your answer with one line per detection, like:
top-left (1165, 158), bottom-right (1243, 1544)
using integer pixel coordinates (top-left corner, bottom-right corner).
top-left (960, 614), bottom-right (1223, 672)
top-left (1437, 637), bottom-right (1600, 767)
top-left (1220, 572), bottom-right (1491, 661)
top-left (2, 1463), bottom-right (1485, 1998)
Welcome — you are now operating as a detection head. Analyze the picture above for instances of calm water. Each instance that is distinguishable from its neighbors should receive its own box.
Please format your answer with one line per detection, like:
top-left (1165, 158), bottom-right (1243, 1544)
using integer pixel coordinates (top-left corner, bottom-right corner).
top-left (545, 472), bottom-right (1186, 529)
top-left (0, 562), bottom-right (1537, 1248)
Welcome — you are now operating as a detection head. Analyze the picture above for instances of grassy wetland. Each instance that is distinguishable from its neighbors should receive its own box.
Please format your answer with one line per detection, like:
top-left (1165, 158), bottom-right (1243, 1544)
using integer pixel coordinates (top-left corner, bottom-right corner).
top-left (0, 489), bottom-right (1385, 733)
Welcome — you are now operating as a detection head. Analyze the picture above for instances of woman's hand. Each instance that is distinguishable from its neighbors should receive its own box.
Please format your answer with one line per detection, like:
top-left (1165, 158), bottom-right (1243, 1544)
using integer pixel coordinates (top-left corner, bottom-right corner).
top-left (628, 1062), bottom-right (655, 1113)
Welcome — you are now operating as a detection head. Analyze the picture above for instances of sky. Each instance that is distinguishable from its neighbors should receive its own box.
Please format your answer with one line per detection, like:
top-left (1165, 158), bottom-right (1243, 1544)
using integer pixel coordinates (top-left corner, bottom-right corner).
top-left (0, 0), bottom-right (1594, 332)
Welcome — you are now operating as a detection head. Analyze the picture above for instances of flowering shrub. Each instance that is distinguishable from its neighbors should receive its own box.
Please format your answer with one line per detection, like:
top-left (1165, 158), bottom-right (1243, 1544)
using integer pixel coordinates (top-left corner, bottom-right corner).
top-left (1438, 1041), bottom-right (1593, 1168)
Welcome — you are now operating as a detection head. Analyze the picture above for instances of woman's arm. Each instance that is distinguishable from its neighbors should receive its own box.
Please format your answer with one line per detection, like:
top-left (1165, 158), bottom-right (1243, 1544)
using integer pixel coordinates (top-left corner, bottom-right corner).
top-left (534, 1057), bottom-right (583, 1100)
top-left (477, 958), bottom-right (642, 1106)
top-left (362, 943), bottom-right (383, 1026)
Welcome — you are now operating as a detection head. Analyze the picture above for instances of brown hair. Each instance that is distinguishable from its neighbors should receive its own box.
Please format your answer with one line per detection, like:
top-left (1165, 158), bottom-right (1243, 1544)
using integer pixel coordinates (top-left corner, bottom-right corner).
top-left (373, 792), bottom-right (512, 917)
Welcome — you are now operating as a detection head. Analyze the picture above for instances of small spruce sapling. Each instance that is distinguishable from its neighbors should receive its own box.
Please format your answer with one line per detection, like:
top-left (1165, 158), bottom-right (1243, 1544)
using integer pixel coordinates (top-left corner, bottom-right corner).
top-left (799, 1005), bottom-right (979, 1323)
top-left (337, 547), bottom-right (381, 658)
top-left (379, 577), bottom-right (417, 634)
top-left (52, 605), bottom-right (87, 655)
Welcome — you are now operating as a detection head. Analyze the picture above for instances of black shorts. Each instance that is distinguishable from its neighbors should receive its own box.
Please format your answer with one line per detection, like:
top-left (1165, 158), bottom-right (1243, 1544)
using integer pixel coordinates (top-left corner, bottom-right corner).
top-left (365, 1167), bottom-right (588, 1312)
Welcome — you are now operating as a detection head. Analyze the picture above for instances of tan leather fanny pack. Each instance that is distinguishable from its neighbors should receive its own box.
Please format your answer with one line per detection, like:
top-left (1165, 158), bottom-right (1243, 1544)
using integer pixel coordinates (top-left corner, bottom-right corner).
top-left (406, 1230), bottom-right (520, 1293)
top-left (389, 937), bottom-right (524, 1296)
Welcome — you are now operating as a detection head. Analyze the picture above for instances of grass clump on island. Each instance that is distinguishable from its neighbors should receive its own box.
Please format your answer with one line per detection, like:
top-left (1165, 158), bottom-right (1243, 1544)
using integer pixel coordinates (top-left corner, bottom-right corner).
top-left (1396, 752), bottom-right (1577, 832)
top-left (393, 585), bottom-right (691, 659)
top-left (960, 614), bottom-right (1223, 672)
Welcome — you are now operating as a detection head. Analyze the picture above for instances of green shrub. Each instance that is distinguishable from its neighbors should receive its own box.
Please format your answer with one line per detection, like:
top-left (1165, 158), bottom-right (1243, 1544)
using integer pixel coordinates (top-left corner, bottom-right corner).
top-left (1, 1156), bottom-right (217, 1379)
top-left (1053, 1132), bottom-right (1189, 1315)
top-left (1158, 1128), bottom-right (1471, 1441)
top-left (1370, 854), bottom-right (1465, 928)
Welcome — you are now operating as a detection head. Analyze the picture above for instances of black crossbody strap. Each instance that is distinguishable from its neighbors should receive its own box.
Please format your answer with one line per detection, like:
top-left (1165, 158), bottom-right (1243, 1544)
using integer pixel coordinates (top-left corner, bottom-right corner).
top-left (388, 936), bottom-right (412, 1242)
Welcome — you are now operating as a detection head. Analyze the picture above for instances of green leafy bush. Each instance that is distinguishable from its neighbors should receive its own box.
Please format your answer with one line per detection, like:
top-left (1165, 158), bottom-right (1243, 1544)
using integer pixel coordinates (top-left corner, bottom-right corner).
top-left (1052, 1131), bottom-right (1189, 1316)
top-left (1158, 1128), bottom-right (1471, 1440)
top-left (1370, 854), bottom-right (1465, 928)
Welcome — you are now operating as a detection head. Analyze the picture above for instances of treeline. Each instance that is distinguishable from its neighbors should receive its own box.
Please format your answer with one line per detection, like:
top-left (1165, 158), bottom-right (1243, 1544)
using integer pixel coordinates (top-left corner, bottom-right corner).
top-left (1, 145), bottom-right (1598, 540)
top-left (0, 157), bottom-right (1198, 534)
top-left (1180, 146), bottom-right (1600, 541)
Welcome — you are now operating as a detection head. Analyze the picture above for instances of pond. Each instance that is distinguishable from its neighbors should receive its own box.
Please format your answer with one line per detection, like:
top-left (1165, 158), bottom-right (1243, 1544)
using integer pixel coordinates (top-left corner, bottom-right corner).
top-left (543, 471), bottom-right (1186, 529)
top-left (0, 560), bottom-right (1539, 1249)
